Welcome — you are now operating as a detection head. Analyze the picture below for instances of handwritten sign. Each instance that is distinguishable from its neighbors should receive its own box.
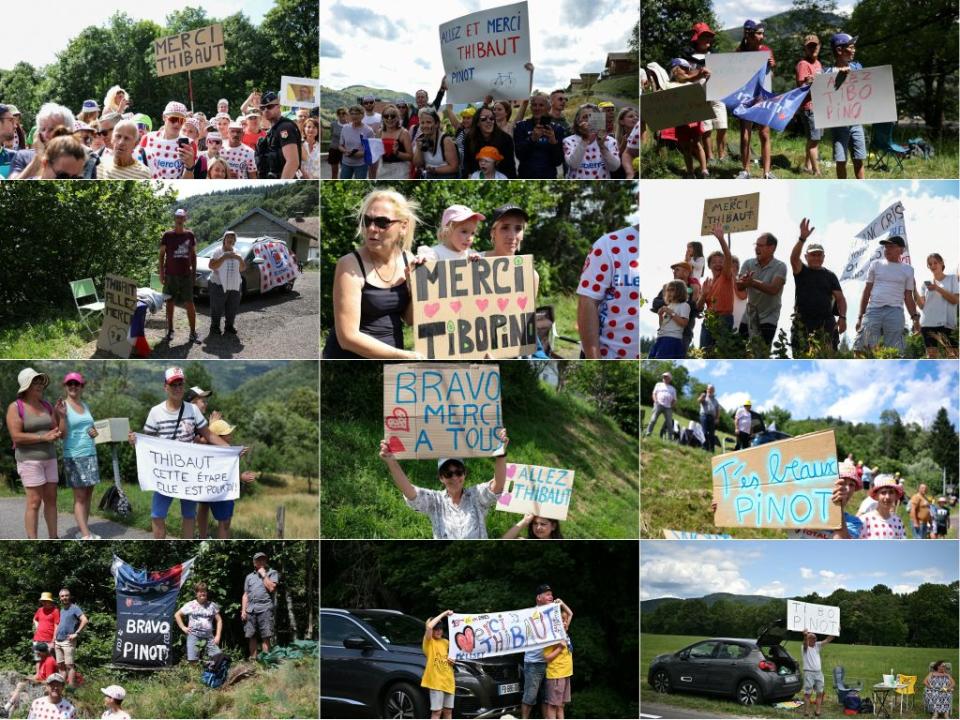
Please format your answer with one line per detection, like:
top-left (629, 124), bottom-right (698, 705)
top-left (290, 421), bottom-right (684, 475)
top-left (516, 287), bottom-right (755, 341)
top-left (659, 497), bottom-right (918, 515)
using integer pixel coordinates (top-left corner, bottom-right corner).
top-left (662, 529), bottom-right (732, 539)
top-left (811, 65), bottom-right (896, 129)
top-left (134, 434), bottom-right (242, 501)
top-left (787, 600), bottom-right (840, 636)
top-left (439, 2), bottom-right (531, 103)
top-left (712, 430), bottom-right (841, 530)
top-left (705, 52), bottom-right (769, 101)
top-left (495, 464), bottom-right (574, 520)
top-left (410, 256), bottom-right (536, 360)
top-left (701, 193), bottom-right (760, 235)
top-left (840, 200), bottom-right (908, 281)
top-left (280, 75), bottom-right (319, 108)
top-left (383, 364), bottom-right (504, 460)
top-left (640, 83), bottom-right (714, 132)
top-left (155, 24), bottom-right (226, 78)
top-left (94, 418), bottom-right (130, 444)
top-left (97, 274), bottom-right (137, 358)
top-left (447, 603), bottom-right (567, 660)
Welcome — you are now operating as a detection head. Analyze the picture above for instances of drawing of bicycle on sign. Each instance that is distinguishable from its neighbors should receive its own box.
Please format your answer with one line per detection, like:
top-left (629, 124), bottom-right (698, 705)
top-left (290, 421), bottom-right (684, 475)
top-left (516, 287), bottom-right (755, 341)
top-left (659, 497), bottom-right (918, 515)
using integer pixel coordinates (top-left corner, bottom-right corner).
top-left (493, 72), bottom-right (516, 88)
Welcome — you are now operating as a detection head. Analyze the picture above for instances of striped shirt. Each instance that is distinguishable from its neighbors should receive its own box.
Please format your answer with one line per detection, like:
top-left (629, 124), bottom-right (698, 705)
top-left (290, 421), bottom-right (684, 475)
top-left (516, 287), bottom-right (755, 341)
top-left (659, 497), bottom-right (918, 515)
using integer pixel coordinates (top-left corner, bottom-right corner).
top-left (405, 483), bottom-right (499, 539)
top-left (143, 401), bottom-right (207, 442)
top-left (97, 154), bottom-right (152, 179)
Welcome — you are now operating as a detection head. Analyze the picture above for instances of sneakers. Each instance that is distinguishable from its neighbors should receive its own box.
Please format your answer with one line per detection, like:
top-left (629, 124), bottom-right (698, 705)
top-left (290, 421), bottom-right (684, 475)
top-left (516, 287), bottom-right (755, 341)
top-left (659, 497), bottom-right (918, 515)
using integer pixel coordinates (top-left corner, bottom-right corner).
top-left (75, 532), bottom-right (101, 540)
top-left (736, 170), bottom-right (751, 179)
top-left (763, 172), bottom-right (777, 179)
top-left (208, 326), bottom-right (222, 336)
top-left (697, 170), bottom-right (710, 179)
top-left (189, 331), bottom-right (200, 343)
top-left (224, 326), bottom-right (238, 335)
top-left (162, 330), bottom-right (174, 342)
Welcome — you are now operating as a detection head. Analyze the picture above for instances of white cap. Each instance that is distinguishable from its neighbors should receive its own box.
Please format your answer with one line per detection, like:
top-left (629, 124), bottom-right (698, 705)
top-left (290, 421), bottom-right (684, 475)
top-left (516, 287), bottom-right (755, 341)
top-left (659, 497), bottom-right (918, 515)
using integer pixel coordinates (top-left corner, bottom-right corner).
top-left (163, 101), bottom-right (188, 118)
top-left (164, 366), bottom-right (185, 384)
top-left (174, 208), bottom-right (187, 218)
top-left (101, 685), bottom-right (126, 701)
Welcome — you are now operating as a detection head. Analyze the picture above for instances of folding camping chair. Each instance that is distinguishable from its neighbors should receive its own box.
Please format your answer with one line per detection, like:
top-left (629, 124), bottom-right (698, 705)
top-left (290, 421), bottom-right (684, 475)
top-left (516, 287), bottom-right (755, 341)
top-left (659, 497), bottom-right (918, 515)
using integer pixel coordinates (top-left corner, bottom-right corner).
top-left (833, 665), bottom-right (864, 705)
top-left (895, 674), bottom-right (916, 712)
top-left (869, 123), bottom-right (908, 172)
top-left (535, 305), bottom-right (580, 358)
top-left (69, 278), bottom-right (105, 333)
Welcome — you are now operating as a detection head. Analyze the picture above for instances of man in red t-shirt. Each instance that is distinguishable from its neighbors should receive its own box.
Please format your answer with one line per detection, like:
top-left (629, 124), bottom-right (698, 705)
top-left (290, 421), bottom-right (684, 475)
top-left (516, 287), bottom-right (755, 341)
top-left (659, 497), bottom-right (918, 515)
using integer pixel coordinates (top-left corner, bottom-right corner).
top-left (34, 643), bottom-right (58, 682)
top-left (241, 112), bottom-right (266, 149)
top-left (795, 34), bottom-right (823, 175)
top-left (736, 20), bottom-right (776, 179)
top-left (159, 208), bottom-right (198, 344)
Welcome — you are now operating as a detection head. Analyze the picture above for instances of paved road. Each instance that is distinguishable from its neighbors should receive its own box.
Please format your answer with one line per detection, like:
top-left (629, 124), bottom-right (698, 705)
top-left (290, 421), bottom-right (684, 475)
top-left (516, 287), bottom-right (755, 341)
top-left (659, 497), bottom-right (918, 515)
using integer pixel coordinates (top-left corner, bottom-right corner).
top-left (640, 701), bottom-right (744, 719)
top-left (0, 498), bottom-right (152, 538)
top-left (82, 272), bottom-right (319, 360)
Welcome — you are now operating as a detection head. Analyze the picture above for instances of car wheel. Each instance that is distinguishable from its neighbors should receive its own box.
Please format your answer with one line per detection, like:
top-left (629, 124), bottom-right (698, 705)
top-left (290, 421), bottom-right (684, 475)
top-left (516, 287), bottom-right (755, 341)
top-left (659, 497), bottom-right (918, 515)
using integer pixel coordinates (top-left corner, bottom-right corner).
top-left (736, 679), bottom-right (762, 706)
top-left (652, 669), bottom-right (671, 694)
top-left (381, 681), bottom-right (426, 719)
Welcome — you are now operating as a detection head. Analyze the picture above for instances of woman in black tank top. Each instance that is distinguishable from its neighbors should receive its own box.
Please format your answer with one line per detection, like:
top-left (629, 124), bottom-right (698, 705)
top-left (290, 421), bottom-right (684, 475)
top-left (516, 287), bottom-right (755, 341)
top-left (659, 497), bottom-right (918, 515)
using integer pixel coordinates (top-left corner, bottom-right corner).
top-left (323, 190), bottom-right (423, 359)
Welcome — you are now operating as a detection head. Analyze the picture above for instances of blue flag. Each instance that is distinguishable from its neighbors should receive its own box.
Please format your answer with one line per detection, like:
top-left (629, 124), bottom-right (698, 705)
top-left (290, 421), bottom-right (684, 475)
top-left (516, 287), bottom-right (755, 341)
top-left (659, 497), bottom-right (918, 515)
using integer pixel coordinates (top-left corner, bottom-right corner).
top-left (721, 66), bottom-right (766, 111)
top-left (732, 83), bottom-right (811, 132)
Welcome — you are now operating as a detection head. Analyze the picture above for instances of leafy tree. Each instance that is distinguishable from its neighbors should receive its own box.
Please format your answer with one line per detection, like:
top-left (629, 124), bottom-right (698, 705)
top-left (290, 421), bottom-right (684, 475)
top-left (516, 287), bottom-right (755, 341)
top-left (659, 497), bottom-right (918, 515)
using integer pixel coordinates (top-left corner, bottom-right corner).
top-left (640, 0), bottom-right (719, 65)
top-left (929, 407), bottom-right (959, 484)
top-left (878, 409), bottom-right (908, 460)
top-left (567, 362), bottom-right (640, 435)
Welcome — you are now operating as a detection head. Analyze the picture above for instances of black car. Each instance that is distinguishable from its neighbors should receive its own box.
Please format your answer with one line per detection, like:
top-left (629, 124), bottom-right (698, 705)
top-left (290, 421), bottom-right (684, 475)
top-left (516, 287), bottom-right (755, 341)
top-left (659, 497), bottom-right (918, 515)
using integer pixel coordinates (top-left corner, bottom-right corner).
top-left (321, 608), bottom-right (523, 718)
top-left (752, 430), bottom-right (792, 446)
top-left (647, 620), bottom-right (801, 706)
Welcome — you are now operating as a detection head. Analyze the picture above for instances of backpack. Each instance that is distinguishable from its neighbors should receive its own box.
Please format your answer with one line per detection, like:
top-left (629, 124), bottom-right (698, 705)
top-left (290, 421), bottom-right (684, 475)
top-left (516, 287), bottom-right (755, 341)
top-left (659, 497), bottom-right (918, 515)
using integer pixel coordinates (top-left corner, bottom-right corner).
top-left (201, 653), bottom-right (230, 688)
top-left (98, 483), bottom-right (132, 517)
top-left (858, 698), bottom-right (874, 714)
top-left (843, 692), bottom-right (861, 711)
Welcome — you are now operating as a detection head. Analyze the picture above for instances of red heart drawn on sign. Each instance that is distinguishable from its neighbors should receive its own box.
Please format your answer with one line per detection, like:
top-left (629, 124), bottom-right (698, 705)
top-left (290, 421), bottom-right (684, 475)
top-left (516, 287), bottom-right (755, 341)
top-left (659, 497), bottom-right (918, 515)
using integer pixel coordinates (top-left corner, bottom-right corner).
top-left (517, 297), bottom-right (528, 310)
top-left (497, 298), bottom-right (509, 311)
top-left (497, 492), bottom-right (513, 506)
top-left (455, 626), bottom-right (475, 653)
top-left (384, 407), bottom-right (410, 433)
top-left (386, 436), bottom-right (406, 453)
top-left (450, 300), bottom-right (462, 312)
top-left (506, 463), bottom-right (517, 478)
top-left (475, 299), bottom-right (489, 311)
top-left (424, 302), bottom-right (440, 318)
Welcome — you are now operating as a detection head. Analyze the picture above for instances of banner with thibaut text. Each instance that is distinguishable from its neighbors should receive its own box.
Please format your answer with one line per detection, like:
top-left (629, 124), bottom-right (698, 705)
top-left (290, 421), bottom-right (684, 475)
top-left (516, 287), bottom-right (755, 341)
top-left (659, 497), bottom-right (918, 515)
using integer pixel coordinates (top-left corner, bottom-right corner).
top-left (447, 603), bottom-right (567, 660)
top-left (111, 556), bottom-right (195, 667)
top-left (134, 434), bottom-right (242, 501)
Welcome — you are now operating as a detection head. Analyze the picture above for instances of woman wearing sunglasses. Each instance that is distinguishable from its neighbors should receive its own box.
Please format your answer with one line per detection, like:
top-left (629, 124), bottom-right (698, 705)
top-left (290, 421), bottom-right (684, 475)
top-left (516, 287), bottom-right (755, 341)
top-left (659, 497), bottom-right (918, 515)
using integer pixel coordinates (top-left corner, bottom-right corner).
top-left (55, 373), bottom-right (101, 540)
top-left (379, 428), bottom-right (510, 539)
top-left (377, 104), bottom-right (413, 180)
top-left (323, 189), bottom-right (424, 359)
top-left (464, 106), bottom-right (517, 178)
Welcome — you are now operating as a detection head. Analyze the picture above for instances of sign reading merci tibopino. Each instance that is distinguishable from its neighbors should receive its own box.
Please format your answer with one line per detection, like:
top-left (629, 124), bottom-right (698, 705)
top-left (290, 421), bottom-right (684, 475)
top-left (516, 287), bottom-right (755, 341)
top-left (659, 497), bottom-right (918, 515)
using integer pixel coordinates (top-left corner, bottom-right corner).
top-left (712, 430), bottom-right (841, 530)
top-left (410, 255), bottom-right (537, 360)
top-left (154, 24), bottom-right (226, 78)
top-left (701, 193), bottom-right (760, 236)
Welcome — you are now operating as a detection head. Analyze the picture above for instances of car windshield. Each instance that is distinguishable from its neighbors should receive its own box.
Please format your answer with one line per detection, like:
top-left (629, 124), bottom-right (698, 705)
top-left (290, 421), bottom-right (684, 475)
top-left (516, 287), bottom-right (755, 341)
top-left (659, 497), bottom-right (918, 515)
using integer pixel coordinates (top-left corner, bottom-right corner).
top-left (353, 612), bottom-right (425, 646)
top-left (198, 239), bottom-right (256, 258)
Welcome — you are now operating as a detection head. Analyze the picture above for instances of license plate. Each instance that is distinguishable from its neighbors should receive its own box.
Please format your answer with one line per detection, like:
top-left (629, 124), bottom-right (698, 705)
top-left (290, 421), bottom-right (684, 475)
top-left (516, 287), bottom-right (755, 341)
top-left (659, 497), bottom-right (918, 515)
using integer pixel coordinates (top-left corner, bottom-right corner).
top-left (498, 683), bottom-right (520, 695)
top-left (784, 674), bottom-right (798, 683)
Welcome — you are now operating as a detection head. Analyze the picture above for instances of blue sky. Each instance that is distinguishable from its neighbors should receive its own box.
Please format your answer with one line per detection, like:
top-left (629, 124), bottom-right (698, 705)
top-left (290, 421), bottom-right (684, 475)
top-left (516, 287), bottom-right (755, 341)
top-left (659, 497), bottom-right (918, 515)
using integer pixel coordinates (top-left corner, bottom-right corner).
top-left (639, 180), bottom-right (959, 349)
top-left (641, 540), bottom-right (959, 600)
top-left (709, 1), bottom-right (856, 28)
top-left (666, 359), bottom-right (959, 429)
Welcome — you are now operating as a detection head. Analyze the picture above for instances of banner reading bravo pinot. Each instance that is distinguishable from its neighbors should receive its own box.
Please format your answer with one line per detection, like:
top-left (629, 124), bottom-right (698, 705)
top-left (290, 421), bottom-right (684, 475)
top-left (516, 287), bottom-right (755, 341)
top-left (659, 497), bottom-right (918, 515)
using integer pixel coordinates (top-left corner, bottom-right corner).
top-left (134, 433), bottom-right (243, 501)
top-left (111, 556), bottom-right (195, 667)
top-left (447, 603), bottom-right (567, 661)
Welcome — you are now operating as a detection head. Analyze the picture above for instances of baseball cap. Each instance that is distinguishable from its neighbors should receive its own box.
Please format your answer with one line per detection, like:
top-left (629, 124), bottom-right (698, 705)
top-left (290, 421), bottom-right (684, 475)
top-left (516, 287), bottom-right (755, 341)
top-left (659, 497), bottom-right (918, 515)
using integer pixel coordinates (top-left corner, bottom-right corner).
top-left (133, 113), bottom-right (152, 131)
top-left (6, 104), bottom-right (20, 116)
top-left (361, 94), bottom-right (375, 102)
top-left (73, 121), bottom-right (94, 133)
top-left (437, 458), bottom-right (465, 471)
top-left (691, 22), bottom-right (715, 42)
top-left (184, 386), bottom-right (211, 401)
top-left (184, 117), bottom-right (201, 132)
top-left (252, 551), bottom-right (268, 561)
top-left (99, 111), bottom-right (122, 125)
top-left (163, 101), bottom-right (188, 118)
top-left (803, 34), bottom-right (820, 46)
top-left (81, 99), bottom-right (100, 112)
top-left (174, 208), bottom-right (187, 218)
top-left (36, 642), bottom-right (50, 653)
top-left (476, 145), bottom-right (504, 162)
top-left (743, 19), bottom-right (764, 32)
top-left (46, 673), bottom-right (66, 685)
top-left (101, 685), bottom-right (126, 701)
top-left (879, 235), bottom-right (905, 247)
top-left (164, 367), bottom-right (185, 385)
top-left (63, 372), bottom-right (85, 386)
top-left (215, 112), bottom-right (232, 121)
top-left (535, 583), bottom-right (552, 595)
top-left (805, 243), bottom-right (825, 253)
top-left (229, 119), bottom-right (243, 130)
top-left (744, 398), bottom-right (753, 406)
top-left (831, 33), bottom-right (858, 47)
top-left (671, 261), bottom-right (693, 272)
top-left (441, 204), bottom-right (485, 227)
top-left (260, 91), bottom-right (280, 106)
top-left (217, 98), bottom-right (229, 106)
top-left (488, 204), bottom-right (529, 226)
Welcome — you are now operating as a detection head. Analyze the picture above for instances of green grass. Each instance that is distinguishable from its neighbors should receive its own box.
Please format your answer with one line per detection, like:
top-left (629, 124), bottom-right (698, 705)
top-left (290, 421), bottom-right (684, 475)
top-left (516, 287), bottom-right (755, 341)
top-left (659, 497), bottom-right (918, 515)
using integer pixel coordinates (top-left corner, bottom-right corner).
top-left (321, 381), bottom-right (638, 538)
top-left (590, 72), bottom-right (641, 101)
top-left (641, 433), bottom-right (957, 539)
top-left (641, 121), bottom-right (959, 179)
top-left (641, 633), bottom-right (959, 718)
top-left (0, 312), bottom-right (95, 359)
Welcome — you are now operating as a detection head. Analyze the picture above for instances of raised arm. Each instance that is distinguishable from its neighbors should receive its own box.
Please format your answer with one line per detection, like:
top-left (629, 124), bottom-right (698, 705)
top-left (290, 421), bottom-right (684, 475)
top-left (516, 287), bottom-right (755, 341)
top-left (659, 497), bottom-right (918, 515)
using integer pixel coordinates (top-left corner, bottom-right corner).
top-left (490, 428), bottom-right (510, 494)
top-left (379, 440), bottom-right (417, 500)
top-left (790, 217), bottom-right (815, 275)
top-left (503, 513), bottom-right (534, 539)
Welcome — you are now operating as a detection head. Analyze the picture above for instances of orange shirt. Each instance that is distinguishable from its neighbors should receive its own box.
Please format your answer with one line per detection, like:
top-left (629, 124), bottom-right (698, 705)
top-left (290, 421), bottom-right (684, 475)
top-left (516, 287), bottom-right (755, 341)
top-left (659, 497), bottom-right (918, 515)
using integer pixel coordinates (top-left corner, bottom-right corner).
top-left (703, 271), bottom-right (734, 315)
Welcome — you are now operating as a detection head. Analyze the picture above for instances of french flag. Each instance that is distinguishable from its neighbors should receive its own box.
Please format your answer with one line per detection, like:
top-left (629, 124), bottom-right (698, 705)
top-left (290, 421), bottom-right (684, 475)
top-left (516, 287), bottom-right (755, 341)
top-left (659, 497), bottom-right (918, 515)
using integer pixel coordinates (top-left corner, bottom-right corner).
top-left (362, 137), bottom-right (385, 165)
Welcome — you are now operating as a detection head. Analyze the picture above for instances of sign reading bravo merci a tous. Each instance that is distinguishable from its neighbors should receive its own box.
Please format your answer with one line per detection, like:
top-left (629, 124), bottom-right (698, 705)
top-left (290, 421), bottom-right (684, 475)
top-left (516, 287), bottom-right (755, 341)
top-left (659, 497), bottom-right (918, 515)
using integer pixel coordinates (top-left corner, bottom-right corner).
top-left (447, 602), bottom-right (567, 660)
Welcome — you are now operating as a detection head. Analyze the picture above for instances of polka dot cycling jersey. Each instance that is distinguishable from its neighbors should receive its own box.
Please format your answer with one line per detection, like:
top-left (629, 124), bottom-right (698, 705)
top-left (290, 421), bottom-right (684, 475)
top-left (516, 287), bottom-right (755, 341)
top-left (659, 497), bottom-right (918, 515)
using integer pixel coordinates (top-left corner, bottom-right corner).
top-left (563, 134), bottom-right (619, 179)
top-left (576, 227), bottom-right (640, 358)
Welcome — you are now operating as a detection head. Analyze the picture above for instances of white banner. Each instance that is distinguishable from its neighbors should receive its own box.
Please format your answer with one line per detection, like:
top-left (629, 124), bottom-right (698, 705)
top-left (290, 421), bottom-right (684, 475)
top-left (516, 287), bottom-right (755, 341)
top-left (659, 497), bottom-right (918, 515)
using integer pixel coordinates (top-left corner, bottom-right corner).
top-left (447, 603), bottom-right (567, 660)
top-left (705, 51), bottom-right (769, 101)
top-left (811, 65), bottom-right (896, 129)
top-left (787, 599), bottom-right (841, 636)
top-left (839, 201), bottom-right (909, 281)
top-left (134, 434), bottom-right (242, 501)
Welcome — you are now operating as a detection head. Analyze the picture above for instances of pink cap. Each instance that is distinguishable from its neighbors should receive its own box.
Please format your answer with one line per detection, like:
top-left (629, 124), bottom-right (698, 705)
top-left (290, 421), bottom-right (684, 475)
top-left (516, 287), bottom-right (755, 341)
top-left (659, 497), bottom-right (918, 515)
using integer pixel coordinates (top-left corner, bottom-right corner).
top-left (441, 204), bottom-right (485, 228)
top-left (163, 101), bottom-right (188, 118)
top-left (63, 372), bottom-right (85, 386)
top-left (164, 367), bottom-right (185, 384)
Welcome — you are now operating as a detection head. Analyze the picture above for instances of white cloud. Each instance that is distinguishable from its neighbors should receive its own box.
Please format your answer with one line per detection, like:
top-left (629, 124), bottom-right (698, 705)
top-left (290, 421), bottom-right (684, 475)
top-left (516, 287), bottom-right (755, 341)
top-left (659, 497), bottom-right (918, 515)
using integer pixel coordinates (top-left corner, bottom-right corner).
top-left (902, 567), bottom-right (945, 581)
top-left (717, 391), bottom-right (756, 412)
top-left (641, 546), bottom-right (753, 600)
top-left (892, 584), bottom-right (918, 595)
top-left (754, 580), bottom-right (787, 597)
top-left (800, 567), bottom-right (814, 579)
top-left (709, 361), bottom-right (733, 377)
top-left (819, 570), bottom-right (837, 578)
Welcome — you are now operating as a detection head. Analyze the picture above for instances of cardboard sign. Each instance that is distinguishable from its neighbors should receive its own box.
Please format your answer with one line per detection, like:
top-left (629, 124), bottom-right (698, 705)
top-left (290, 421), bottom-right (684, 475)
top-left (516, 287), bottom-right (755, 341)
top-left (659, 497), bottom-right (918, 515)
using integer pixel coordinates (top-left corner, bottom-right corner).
top-left (640, 83), bottom-right (714, 132)
top-left (280, 75), bottom-right (319, 108)
top-left (701, 193), bottom-right (760, 235)
top-left (705, 52), bottom-right (769, 101)
top-left (94, 417), bottom-right (130, 444)
top-left (134, 434), bottom-right (242, 501)
top-left (383, 363), bottom-right (504, 460)
top-left (787, 600), bottom-right (840, 636)
top-left (97, 274), bottom-right (137, 358)
top-left (155, 24), bottom-right (226, 78)
top-left (811, 65), bottom-right (896, 129)
top-left (410, 256), bottom-right (536, 360)
top-left (447, 603), bottom-right (567, 660)
top-left (439, 2), bottom-right (532, 103)
top-left (662, 529), bottom-right (732, 539)
top-left (712, 430), bottom-right (842, 530)
top-left (495, 464), bottom-right (574, 520)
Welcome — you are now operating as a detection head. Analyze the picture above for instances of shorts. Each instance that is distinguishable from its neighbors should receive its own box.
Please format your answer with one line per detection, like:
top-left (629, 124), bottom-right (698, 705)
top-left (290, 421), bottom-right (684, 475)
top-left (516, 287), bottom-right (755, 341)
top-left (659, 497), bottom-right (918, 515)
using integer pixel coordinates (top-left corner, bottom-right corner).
top-left (163, 274), bottom-right (195, 305)
top-left (522, 661), bottom-right (547, 705)
top-left (675, 123), bottom-right (703, 142)
top-left (802, 108), bottom-right (822, 141)
top-left (63, 456), bottom-right (100, 488)
top-left (545, 677), bottom-right (572, 706)
top-left (428, 689), bottom-right (454, 711)
top-left (17, 459), bottom-right (59, 488)
top-left (244, 609), bottom-right (274, 639)
top-left (701, 100), bottom-right (728, 131)
top-left (208, 500), bottom-right (235, 522)
top-left (832, 124), bottom-right (866, 162)
top-left (803, 670), bottom-right (825, 693)
top-left (327, 148), bottom-right (343, 164)
top-left (151, 492), bottom-right (197, 520)
top-left (855, 305), bottom-right (905, 354)
top-left (921, 326), bottom-right (958, 348)
top-left (186, 633), bottom-right (220, 662)
top-left (54, 639), bottom-right (76, 666)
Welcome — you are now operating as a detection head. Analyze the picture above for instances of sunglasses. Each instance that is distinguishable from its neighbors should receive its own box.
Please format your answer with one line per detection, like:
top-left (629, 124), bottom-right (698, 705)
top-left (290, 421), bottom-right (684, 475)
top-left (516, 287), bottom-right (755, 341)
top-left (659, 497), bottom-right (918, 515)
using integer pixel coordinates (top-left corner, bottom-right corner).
top-left (441, 468), bottom-right (465, 478)
top-left (55, 172), bottom-right (82, 179)
top-left (65, 381), bottom-right (83, 387)
top-left (167, 116), bottom-right (185, 124)
top-left (363, 214), bottom-right (401, 230)
top-left (363, 101), bottom-right (374, 105)
top-left (262, 103), bottom-right (279, 110)
top-left (96, 129), bottom-right (112, 136)
top-left (207, 139), bottom-right (221, 144)
top-left (382, 114), bottom-right (398, 119)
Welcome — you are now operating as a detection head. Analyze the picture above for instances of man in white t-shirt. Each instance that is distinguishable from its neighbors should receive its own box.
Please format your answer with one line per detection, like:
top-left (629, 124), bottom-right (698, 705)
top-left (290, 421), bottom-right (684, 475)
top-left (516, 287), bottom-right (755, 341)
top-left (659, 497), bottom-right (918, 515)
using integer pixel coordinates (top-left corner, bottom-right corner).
top-left (220, 120), bottom-right (258, 179)
top-left (854, 236), bottom-right (920, 355)
top-left (361, 94), bottom-right (382, 179)
top-left (577, 226), bottom-right (640, 359)
top-left (644, 372), bottom-right (677, 439)
top-left (139, 101), bottom-right (197, 179)
top-left (801, 630), bottom-right (835, 717)
top-left (127, 367), bottom-right (230, 539)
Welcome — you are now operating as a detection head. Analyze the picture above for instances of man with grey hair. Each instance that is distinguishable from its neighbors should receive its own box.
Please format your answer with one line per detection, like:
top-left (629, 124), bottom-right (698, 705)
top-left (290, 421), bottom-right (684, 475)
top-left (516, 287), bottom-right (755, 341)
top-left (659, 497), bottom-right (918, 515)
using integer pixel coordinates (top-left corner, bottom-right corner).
top-left (854, 235), bottom-right (920, 356)
top-left (514, 91), bottom-right (565, 178)
top-left (697, 384), bottom-right (722, 452)
top-left (645, 372), bottom-right (678, 440)
top-left (10, 103), bottom-right (76, 178)
top-left (94, 111), bottom-right (122, 157)
top-left (737, 230), bottom-right (787, 354)
top-left (790, 217), bottom-right (847, 351)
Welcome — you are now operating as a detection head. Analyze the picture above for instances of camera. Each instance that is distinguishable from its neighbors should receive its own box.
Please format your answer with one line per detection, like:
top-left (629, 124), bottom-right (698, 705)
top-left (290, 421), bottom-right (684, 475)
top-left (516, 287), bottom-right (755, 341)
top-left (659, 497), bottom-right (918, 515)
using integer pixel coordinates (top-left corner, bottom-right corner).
top-left (419, 136), bottom-right (435, 153)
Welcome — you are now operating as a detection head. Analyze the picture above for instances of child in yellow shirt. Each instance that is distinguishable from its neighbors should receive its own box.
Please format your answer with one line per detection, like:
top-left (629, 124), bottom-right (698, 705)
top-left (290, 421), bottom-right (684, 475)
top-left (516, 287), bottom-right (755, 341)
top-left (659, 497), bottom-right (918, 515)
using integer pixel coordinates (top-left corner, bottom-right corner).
top-left (543, 600), bottom-right (573, 719)
top-left (422, 610), bottom-right (455, 719)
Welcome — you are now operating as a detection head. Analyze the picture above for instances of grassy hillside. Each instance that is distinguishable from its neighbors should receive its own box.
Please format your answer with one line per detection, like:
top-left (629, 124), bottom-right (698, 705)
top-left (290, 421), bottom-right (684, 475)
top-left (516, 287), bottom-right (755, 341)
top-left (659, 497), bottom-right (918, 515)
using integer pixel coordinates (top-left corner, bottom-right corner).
top-left (642, 633), bottom-right (958, 719)
top-left (322, 382), bottom-right (638, 539)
